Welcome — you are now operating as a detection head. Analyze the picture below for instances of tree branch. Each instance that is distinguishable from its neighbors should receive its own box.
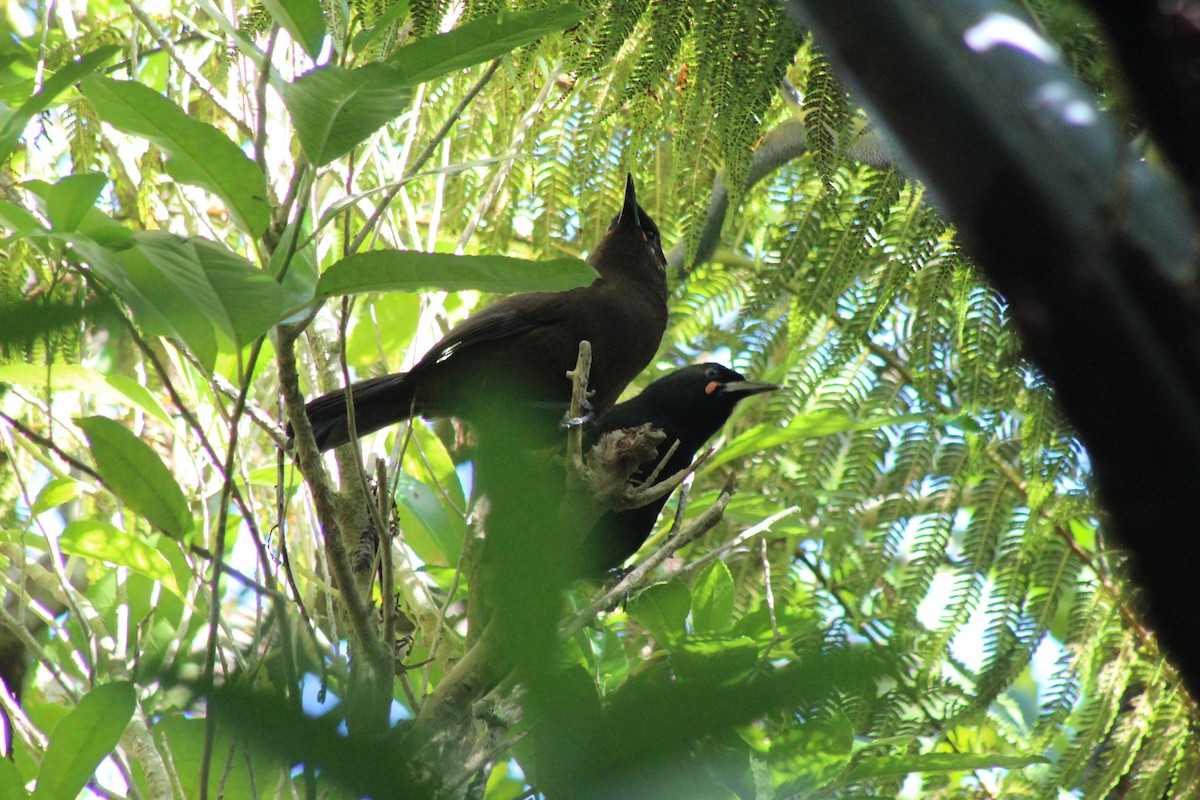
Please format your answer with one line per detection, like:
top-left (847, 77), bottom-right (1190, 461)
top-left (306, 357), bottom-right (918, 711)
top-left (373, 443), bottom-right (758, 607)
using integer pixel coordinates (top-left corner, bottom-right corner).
top-left (787, 0), bottom-right (1200, 696)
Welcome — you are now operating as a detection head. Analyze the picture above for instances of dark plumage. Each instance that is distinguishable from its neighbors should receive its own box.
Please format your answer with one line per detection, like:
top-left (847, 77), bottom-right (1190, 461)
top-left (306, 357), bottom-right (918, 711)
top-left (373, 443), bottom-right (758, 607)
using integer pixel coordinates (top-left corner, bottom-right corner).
top-left (574, 363), bottom-right (778, 576)
top-left (297, 175), bottom-right (669, 451)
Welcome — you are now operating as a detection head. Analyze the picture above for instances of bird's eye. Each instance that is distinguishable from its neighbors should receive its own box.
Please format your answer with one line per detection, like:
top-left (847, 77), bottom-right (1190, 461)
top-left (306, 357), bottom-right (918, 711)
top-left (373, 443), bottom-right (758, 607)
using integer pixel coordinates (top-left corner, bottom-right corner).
top-left (642, 228), bottom-right (657, 243)
top-left (705, 367), bottom-right (718, 379)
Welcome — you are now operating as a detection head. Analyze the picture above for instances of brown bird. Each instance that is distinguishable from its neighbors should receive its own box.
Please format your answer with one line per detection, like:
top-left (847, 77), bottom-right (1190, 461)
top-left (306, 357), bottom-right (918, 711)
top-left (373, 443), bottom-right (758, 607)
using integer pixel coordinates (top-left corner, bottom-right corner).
top-left (298, 175), bottom-right (669, 451)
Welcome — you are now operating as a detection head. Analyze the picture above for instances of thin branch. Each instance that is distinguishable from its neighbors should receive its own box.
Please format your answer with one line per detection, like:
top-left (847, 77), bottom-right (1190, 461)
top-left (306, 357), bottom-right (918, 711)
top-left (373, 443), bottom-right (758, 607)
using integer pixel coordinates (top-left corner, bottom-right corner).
top-left (199, 336), bottom-right (268, 799)
top-left (611, 447), bottom-right (714, 512)
top-left (674, 506), bottom-right (802, 579)
top-left (561, 478), bottom-right (738, 641)
top-left (565, 340), bottom-right (593, 478)
top-left (349, 59), bottom-right (503, 256)
top-left (456, 61), bottom-right (563, 254)
top-left (253, 26), bottom-right (279, 187)
top-left (125, 0), bottom-right (256, 142)
top-left (276, 326), bottom-right (392, 671)
top-left (0, 410), bottom-right (102, 482)
top-left (0, 675), bottom-right (46, 752)
top-left (378, 460), bottom-right (397, 659)
top-left (759, 537), bottom-right (782, 661)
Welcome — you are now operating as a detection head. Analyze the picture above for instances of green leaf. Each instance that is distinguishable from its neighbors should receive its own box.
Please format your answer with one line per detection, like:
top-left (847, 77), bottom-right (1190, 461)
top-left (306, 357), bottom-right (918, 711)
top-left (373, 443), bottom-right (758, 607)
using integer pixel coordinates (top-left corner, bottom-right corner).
top-left (153, 713), bottom-right (291, 800)
top-left (845, 751), bottom-right (1049, 781)
top-left (131, 231), bottom-right (282, 346)
top-left (22, 179), bottom-right (128, 239)
top-left (706, 411), bottom-right (935, 470)
top-left (44, 172), bottom-right (107, 232)
top-left (72, 235), bottom-right (213, 368)
top-left (76, 416), bottom-right (193, 540)
top-left (317, 250), bottom-right (597, 296)
top-left (626, 579), bottom-right (691, 643)
top-left (283, 63), bottom-right (413, 166)
top-left (0, 199), bottom-right (47, 235)
top-left (344, 292), bottom-right (420, 368)
top-left (79, 76), bottom-right (270, 236)
top-left (691, 560), bottom-right (735, 634)
top-left (0, 46), bottom-right (118, 164)
top-left (31, 681), bottom-right (136, 800)
top-left (73, 231), bottom-right (282, 368)
top-left (0, 756), bottom-right (27, 800)
top-left (390, 4), bottom-right (586, 84)
top-left (393, 471), bottom-right (463, 565)
top-left (0, 363), bottom-right (172, 425)
top-left (103, 373), bottom-right (174, 425)
top-left (59, 519), bottom-right (184, 598)
top-left (771, 712), bottom-right (856, 793)
top-left (670, 635), bottom-right (757, 683)
top-left (31, 478), bottom-right (83, 516)
top-left (261, 0), bottom-right (326, 60)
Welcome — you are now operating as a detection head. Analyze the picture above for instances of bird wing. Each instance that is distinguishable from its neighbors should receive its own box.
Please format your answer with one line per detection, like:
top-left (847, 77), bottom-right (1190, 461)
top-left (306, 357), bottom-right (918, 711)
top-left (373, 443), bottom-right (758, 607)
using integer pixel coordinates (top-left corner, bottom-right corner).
top-left (413, 289), bottom-right (582, 369)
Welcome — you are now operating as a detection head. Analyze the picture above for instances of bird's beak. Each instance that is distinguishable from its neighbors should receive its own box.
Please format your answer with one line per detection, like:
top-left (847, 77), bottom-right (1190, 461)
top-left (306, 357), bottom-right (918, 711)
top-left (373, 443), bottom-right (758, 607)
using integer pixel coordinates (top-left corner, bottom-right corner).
top-left (618, 173), bottom-right (639, 227)
top-left (720, 380), bottom-right (779, 397)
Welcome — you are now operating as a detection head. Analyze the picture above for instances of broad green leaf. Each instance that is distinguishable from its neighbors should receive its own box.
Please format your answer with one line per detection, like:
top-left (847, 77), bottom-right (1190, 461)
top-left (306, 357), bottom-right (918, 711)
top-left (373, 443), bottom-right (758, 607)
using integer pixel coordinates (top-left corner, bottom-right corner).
top-left (317, 250), bottom-right (597, 296)
top-left (104, 373), bottom-right (173, 425)
top-left (262, 0), bottom-right (326, 60)
top-left (72, 235), bottom-right (215, 368)
top-left (135, 615), bottom-right (181, 682)
top-left (132, 231), bottom-right (282, 346)
top-left (246, 463), bottom-right (302, 488)
top-left (283, 63), bottom-right (412, 166)
top-left (626, 579), bottom-right (691, 643)
top-left (0, 756), bottom-right (26, 800)
top-left (399, 405), bottom-right (466, 510)
top-left (23, 179), bottom-right (128, 240)
top-left (0, 46), bottom-right (118, 164)
top-left (59, 519), bottom-right (183, 598)
top-left (670, 635), bottom-right (757, 683)
top-left (31, 478), bottom-right (83, 516)
top-left (0, 199), bottom-right (46, 235)
top-left (30, 681), bottom-right (136, 800)
top-left (845, 751), bottom-right (1048, 781)
top-left (706, 411), bottom-right (934, 470)
top-left (74, 231), bottom-right (282, 367)
top-left (79, 76), bottom-right (270, 236)
top-left (0, 363), bottom-right (172, 425)
top-left (344, 292), bottom-right (420, 368)
top-left (691, 560), bottom-right (735, 634)
top-left (44, 172), bottom-right (107, 232)
top-left (153, 713), bottom-right (288, 800)
top-left (1069, 517), bottom-right (1097, 549)
top-left (76, 416), bottom-right (193, 540)
top-left (393, 471), bottom-right (463, 565)
top-left (672, 638), bottom-right (753, 681)
top-left (390, 4), bottom-right (586, 84)
top-left (771, 712), bottom-right (856, 792)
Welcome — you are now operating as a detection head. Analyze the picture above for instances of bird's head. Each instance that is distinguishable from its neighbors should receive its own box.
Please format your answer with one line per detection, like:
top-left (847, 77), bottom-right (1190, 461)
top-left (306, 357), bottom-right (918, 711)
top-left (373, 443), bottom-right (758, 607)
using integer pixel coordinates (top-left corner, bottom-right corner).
top-left (641, 363), bottom-right (779, 439)
top-left (588, 174), bottom-right (668, 281)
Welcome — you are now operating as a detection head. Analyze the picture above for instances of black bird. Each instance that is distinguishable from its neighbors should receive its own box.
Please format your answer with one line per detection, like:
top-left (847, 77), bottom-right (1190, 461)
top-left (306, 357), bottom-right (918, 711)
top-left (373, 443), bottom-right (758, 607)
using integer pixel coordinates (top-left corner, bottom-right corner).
top-left (298, 175), bottom-right (669, 451)
top-left (574, 363), bottom-right (778, 577)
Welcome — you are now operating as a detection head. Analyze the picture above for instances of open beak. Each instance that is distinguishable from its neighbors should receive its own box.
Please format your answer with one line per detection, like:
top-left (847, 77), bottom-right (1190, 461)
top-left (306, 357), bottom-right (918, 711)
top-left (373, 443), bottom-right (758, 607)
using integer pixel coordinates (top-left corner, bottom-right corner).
top-left (719, 379), bottom-right (779, 397)
top-left (617, 173), bottom-right (639, 227)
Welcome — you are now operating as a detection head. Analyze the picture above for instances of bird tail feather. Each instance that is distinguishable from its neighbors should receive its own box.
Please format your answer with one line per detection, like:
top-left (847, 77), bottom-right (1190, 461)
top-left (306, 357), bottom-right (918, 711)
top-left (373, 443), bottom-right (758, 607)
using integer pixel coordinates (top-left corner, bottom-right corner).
top-left (303, 372), bottom-right (416, 451)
